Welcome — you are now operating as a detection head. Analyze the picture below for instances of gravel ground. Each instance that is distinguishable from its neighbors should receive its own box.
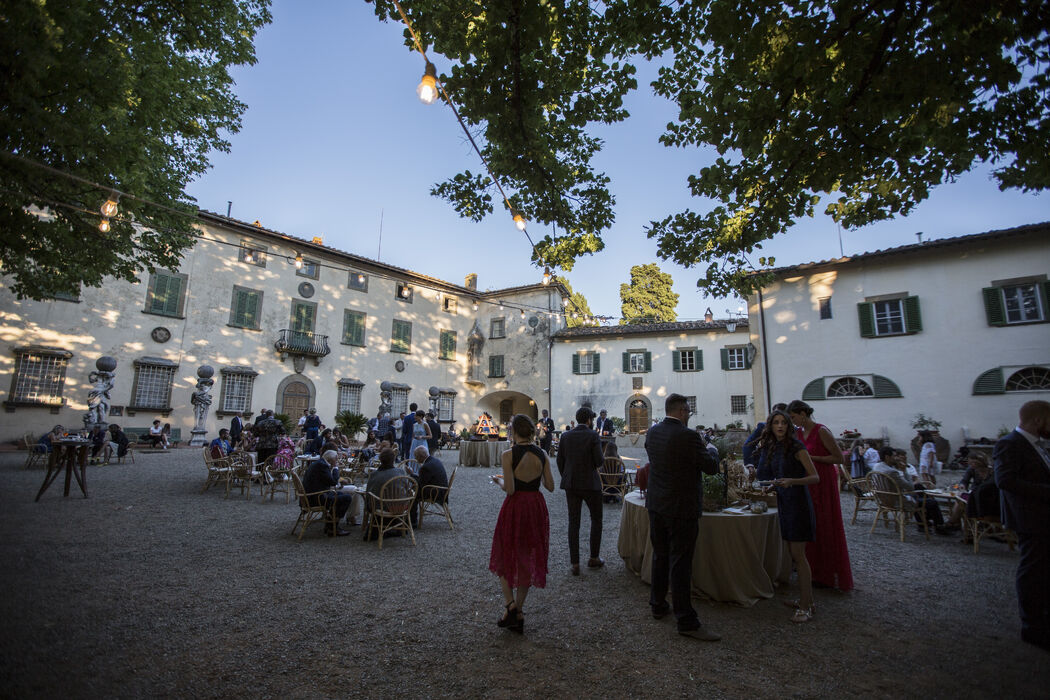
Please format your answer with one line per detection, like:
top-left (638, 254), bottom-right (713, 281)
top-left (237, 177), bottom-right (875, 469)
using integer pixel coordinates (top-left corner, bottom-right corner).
top-left (2, 446), bottom-right (1047, 698)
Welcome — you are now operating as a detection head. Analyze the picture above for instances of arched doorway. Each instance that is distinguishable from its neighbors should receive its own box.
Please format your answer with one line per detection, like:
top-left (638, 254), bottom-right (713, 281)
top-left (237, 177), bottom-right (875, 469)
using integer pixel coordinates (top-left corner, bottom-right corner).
top-left (276, 375), bottom-right (315, 419)
top-left (626, 394), bottom-right (651, 433)
top-left (477, 390), bottom-right (539, 428)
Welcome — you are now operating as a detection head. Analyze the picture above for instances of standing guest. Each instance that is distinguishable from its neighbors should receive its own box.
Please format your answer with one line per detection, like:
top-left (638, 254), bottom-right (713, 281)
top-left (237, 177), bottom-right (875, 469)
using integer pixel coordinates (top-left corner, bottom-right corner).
top-left (756, 410), bottom-right (820, 622)
top-left (297, 410), bottom-right (309, 435)
top-left (303, 408), bottom-right (322, 442)
top-left (376, 411), bottom-right (394, 443)
top-left (917, 431), bottom-right (940, 485)
top-left (538, 409), bottom-right (555, 455)
top-left (303, 450), bottom-right (352, 537)
top-left (209, 428), bottom-right (232, 457)
top-left (411, 445), bottom-right (449, 527)
top-left (254, 409), bottom-right (284, 464)
top-left (368, 411), bottom-right (382, 434)
top-left (148, 419), bottom-right (165, 448)
top-left (400, 403), bottom-right (419, 456)
top-left (595, 409), bottom-right (615, 440)
top-left (425, 412), bottom-right (441, 455)
top-left (742, 403), bottom-right (787, 470)
top-left (994, 400), bottom-right (1050, 650)
top-left (788, 400), bottom-right (853, 592)
top-left (107, 424), bottom-right (129, 462)
top-left (489, 415), bottom-right (554, 634)
top-left (849, 439), bottom-right (869, 478)
top-left (409, 409), bottom-right (431, 456)
top-left (644, 393), bottom-right (720, 641)
top-left (230, 411), bottom-right (245, 444)
top-left (393, 411), bottom-right (405, 444)
top-left (556, 407), bottom-right (605, 575)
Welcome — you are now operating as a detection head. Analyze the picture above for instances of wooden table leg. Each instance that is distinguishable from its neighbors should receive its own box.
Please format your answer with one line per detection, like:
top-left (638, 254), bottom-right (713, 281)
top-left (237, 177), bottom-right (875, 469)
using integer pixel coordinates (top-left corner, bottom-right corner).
top-left (71, 444), bottom-right (88, 497)
top-left (35, 451), bottom-right (64, 502)
top-left (63, 446), bottom-right (74, 496)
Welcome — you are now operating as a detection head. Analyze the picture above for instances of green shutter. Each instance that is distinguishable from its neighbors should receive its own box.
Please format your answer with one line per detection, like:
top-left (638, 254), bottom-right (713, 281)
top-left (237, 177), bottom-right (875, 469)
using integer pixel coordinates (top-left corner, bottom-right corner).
top-left (801, 377), bottom-right (826, 401)
top-left (292, 302), bottom-right (315, 333)
top-left (150, 273), bottom-right (181, 316)
top-left (1041, 282), bottom-right (1050, 321)
top-left (392, 320), bottom-right (411, 353)
top-left (903, 296), bottom-right (922, 333)
top-left (572, 353), bottom-right (580, 374)
top-left (489, 355), bottom-right (496, 376)
top-left (233, 289), bottom-right (258, 328)
top-left (622, 352), bottom-right (630, 373)
top-left (244, 292), bottom-right (258, 328)
top-left (872, 375), bottom-right (902, 398)
top-left (857, 302), bottom-right (875, 337)
top-left (720, 348), bottom-right (729, 370)
top-left (982, 287), bottom-right (1006, 326)
top-left (743, 349), bottom-right (752, 370)
top-left (697, 350), bottom-right (703, 371)
top-left (672, 350), bottom-right (681, 371)
top-left (345, 311), bottom-right (365, 346)
top-left (644, 351), bottom-right (652, 371)
top-left (592, 353), bottom-right (600, 373)
top-left (973, 367), bottom-right (1005, 395)
top-left (448, 331), bottom-right (456, 358)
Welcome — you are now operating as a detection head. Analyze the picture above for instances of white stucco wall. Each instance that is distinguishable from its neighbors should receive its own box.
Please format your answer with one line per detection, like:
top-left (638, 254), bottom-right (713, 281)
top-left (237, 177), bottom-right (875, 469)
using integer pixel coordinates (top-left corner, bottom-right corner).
top-left (550, 327), bottom-right (755, 431)
top-left (748, 228), bottom-right (1050, 448)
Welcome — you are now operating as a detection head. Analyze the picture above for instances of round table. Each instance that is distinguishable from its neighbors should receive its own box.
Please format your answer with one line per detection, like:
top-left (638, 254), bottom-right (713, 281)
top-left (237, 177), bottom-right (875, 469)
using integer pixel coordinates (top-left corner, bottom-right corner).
top-left (35, 439), bottom-right (91, 501)
top-left (458, 440), bottom-right (509, 467)
top-left (617, 491), bottom-right (791, 606)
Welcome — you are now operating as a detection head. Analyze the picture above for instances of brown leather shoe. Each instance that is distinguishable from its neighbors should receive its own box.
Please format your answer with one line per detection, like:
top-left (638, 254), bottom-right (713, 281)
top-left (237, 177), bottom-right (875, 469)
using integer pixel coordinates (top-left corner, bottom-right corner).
top-left (571, 564), bottom-right (580, 576)
top-left (587, 557), bottom-right (605, 569)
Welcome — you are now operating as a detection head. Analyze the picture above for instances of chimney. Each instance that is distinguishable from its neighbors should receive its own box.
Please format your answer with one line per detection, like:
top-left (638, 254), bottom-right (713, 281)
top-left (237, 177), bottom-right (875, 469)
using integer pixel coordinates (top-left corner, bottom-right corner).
top-left (704, 307), bottom-right (713, 323)
top-left (465, 273), bottom-right (477, 290)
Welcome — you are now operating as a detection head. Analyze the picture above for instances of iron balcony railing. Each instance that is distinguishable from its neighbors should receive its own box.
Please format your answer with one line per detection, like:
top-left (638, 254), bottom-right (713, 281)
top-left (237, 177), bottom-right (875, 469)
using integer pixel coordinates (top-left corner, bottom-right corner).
top-left (274, 329), bottom-right (331, 358)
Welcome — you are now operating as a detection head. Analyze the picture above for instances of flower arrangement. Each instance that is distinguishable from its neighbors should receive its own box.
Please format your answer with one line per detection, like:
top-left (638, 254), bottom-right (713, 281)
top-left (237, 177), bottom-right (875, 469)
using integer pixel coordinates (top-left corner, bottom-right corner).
top-left (839, 428), bottom-right (861, 439)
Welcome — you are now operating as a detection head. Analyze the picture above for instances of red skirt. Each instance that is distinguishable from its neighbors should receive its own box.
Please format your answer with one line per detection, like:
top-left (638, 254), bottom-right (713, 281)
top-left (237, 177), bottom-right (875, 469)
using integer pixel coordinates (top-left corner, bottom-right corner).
top-left (805, 462), bottom-right (854, 591)
top-left (489, 491), bottom-right (550, 588)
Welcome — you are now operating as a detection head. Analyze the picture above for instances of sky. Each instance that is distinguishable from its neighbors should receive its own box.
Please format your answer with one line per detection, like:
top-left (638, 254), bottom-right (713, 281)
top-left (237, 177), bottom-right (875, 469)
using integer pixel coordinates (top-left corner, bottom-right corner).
top-left (185, 0), bottom-right (1048, 322)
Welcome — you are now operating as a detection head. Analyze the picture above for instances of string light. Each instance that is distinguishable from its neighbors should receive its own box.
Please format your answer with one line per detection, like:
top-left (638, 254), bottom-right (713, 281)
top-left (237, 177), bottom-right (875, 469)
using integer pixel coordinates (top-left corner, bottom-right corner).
top-left (100, 194), bottom-right (119, 218)
top-left (98, 217), bottom-right (110, 233)
top-left (472, 300), bottom-right (479, 311)
top-left (542, 267), bottom-right (551, 285)
top-left (520, 308), bottom-right (526, 318)
top-left (417, 62), bottom-right (438, 105)
top-left (294, 253), bottom-right (304, 269)
top-left (244, 249), bottom-right (254, 264)
top-left (513, 213), bottom-right (527, 231)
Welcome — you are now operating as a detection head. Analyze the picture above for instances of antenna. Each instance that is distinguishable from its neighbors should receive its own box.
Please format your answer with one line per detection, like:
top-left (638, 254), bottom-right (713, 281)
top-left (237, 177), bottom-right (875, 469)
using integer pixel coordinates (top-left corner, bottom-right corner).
top-left (377, 208), bottom-right (384, 260)
top-left (916, 231), bottom-right (924, 244)
top-left (226, 201), bottom-right (232, 218)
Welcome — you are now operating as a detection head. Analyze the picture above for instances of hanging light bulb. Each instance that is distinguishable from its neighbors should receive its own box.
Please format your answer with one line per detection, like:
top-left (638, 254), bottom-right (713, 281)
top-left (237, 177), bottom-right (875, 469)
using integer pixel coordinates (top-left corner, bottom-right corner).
top-left (499, 300), bottom-right (504, 310)
top-left (513, 213), bottom-right (527, 231)
top-left (520, 308), bottom-right (526, 319)
top-left (542, 267), bottom-right (551, 285)
top-left (294, 253), bottom-right (303, 269)
top-left (100, 194), bottom-right (119, 218)
top-left (561, 297), bottom-right (569, 307)
top-left (417, 62), bottom-right (438, 105)
top-left (244, 249), bottom-right (254, 264)
top-left (98, 217), bottom-right (110, 233)
top-left (472, 300), bottom-right (479, 312)
top-left (571, 312), bottom-right (578, 320)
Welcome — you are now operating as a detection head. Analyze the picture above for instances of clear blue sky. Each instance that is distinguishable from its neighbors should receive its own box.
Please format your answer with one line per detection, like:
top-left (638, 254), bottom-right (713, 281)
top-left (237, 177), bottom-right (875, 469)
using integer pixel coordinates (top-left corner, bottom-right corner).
top-left (186, 0), bottom-right (1048, 321)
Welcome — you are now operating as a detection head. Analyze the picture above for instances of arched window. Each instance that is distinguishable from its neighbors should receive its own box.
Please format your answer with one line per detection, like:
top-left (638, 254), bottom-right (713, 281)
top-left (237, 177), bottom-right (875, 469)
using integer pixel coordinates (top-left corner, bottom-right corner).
top-left (826, 377), bottom-right (874, 398)
top-left (1005, 367), bottom-right (1050, 392)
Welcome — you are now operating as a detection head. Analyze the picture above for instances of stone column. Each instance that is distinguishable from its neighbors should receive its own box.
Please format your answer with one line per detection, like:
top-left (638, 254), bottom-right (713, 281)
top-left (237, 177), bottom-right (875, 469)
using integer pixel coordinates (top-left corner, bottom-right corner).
top-left (83, 356), bottom-right (117, 431)
top-left (189, 365), bottom-right (215, 447)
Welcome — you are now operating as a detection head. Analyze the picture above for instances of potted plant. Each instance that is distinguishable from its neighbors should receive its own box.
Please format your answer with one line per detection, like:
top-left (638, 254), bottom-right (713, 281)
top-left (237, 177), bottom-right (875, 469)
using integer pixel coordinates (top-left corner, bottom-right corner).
top-left (335, 410), bottom-right (368, 442)
top-left (910, 413), bottom-right (942, 432)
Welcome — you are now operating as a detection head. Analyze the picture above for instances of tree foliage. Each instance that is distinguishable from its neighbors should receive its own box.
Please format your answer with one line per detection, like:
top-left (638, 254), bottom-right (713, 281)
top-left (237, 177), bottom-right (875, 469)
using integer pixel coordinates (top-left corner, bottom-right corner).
top-left (0, 1), bottom-right (271, 300)
top-left (371, 0), bottom-right (1049, 297)
top-left (555, 276), bottom-right (593, 328)
top-left (619, 263), bottom-right (678, 324)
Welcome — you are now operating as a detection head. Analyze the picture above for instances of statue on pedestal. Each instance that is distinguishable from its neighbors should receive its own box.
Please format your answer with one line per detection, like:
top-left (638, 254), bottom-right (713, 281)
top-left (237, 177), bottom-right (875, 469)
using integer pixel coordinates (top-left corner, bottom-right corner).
top-left (83, 356), bottom-right (117, 430)
top-left (189, 365), bottom-right (215, 447)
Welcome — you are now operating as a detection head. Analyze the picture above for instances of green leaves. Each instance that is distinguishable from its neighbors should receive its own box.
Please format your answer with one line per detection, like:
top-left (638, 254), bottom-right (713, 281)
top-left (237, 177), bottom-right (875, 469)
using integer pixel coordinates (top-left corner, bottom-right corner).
top-left (619, 263), bottom-right (678, 324)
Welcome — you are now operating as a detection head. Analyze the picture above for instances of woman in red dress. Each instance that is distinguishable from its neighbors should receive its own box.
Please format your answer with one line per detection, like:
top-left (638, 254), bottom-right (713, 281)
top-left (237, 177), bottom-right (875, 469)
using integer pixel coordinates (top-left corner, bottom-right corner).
top-left (787, 400), bottom-right (853, 591)
top-left (488, 414), bottom-right (554, 633)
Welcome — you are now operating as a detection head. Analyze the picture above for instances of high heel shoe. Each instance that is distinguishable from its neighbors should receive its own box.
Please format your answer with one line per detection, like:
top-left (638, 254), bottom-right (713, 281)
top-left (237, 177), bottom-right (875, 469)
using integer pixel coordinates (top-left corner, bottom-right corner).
top-left (509, 607), bottom-right (524, 634)
top-left (497, 601), bottom-right (517, 628)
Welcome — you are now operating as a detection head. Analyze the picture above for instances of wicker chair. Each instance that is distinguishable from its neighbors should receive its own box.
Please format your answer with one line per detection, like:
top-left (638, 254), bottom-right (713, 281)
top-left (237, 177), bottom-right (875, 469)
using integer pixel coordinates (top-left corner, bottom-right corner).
top-left (201, 447), bottom-right (235, 496)
top-left (23, 434), bottom-right (45, 470)
top-left (837, 464), bottom-right (877, 525)
top-left (289, 471), bottom-right (339, 541)
top-left (263, 456), bottom-right (293, 504)
top-left (964, 514), bottom-right (1019, 554)
top-left (365, 475), bottom-right (417, 549)
top-left (868, 471), bottom-right (929, 541)
top-left (398, 459), bottom-right (421, 477)
top-left (419, 465), bottom-right (457, 530)
top-left (117, 441), bottom-right (135, 464)
top-left (230, 451), bottom-right (266, 500)
top-left (598, 457), bottom-right (629, 501)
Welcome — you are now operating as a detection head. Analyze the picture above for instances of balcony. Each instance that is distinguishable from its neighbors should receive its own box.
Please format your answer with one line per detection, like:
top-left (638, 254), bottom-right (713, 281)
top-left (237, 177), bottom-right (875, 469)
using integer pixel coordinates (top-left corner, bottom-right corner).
top-left (274, 329), bottom-right (331, 369)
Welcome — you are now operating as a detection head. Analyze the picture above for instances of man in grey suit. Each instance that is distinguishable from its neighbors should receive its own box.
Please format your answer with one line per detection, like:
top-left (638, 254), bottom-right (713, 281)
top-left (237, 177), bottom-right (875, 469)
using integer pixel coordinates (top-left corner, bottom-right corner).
top-left (994, 400), bottom-right (1050, 649)
top-left (557, 406), bottom-right (605, 576)
top-left (645, 393), bottom-right (720, 640)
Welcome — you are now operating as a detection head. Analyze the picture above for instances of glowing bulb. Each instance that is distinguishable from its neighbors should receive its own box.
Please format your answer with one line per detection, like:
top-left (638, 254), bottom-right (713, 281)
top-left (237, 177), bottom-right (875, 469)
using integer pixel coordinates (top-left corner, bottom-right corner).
top-left (520, 308), bottom-right (526, 318)
top-left (542, 267), bottom-right (551, 286)
top-left (400, 286), bottom-right (410, 298)
top-left (417, 63), bottom-right (438, 105)
top-left (472, 300), bottom-right (479, 311)
top-left (244, 250), bottom-right (254, 264)
top-left (357, 274), bottom-right (365, 284)
top-left (98, 217), bottom-right (110, 233)
top-left (100, 195), bottom-right (119, 218)
top-left (571, 312), bottom-right (577, 320)
top-left (561, 297), bottom-right (568, 307)
top-left (513, 213), bottom-right (527, 231)
top-left (499, 301), bottom-right (504, 309)
top-left (294, 253), bottom-right (303, 269)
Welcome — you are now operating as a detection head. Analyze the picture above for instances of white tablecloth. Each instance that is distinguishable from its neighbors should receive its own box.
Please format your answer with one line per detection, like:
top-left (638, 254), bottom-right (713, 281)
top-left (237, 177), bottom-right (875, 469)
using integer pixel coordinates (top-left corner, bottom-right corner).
top-left (458, 440), bottom-right (509, 467)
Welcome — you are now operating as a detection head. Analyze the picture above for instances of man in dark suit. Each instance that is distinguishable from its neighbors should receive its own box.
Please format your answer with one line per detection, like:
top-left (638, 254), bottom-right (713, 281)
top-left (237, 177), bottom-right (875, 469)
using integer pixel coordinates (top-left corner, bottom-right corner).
top-left (411, 445), bottom-right (449, 526)
top-left (400, 402), bottom-right (418, 457)
top-left (302, 450), bottom-right (352, 536)
top-left (645, 393), bottom-right (720, 641)
top-left (595, 409), bottom-right (615, 439)
top-left (994, 400), bottom-right (1050, 649)
top-left (538, 409), bottom-right (555, 455)
top-left (426, 412), bottom-right (441, 454)
top-left (230, 411), bottom-right (244, 444)
top-left (556, 406), bottom-right (605, 576)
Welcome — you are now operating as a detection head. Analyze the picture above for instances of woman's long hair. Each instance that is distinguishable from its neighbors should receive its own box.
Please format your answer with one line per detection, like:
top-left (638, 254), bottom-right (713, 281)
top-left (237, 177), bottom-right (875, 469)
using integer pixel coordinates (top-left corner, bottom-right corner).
top-left (757, 409), bottom-right (796, 456)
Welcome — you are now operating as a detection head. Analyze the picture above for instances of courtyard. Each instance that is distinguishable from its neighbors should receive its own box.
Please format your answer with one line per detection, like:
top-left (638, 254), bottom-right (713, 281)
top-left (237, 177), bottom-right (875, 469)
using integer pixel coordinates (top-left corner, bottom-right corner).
top-left (2, 446), bottom-right (1046, 698)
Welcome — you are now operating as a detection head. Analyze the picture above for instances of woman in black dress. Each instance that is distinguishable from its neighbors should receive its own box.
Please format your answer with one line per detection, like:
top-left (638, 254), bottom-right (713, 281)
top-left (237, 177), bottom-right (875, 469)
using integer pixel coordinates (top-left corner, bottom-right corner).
top-left (757, 410), bottom-right (820, 623)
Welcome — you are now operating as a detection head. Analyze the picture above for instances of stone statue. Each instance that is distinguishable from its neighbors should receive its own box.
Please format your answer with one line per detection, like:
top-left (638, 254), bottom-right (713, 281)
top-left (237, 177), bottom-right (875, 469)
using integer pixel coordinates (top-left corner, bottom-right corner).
top-left (466, 320), bottom-right (485, 383)
top-left (189, 365), bottom-right (215, 447)
top-left (83, 356), bottom-right (117, 430)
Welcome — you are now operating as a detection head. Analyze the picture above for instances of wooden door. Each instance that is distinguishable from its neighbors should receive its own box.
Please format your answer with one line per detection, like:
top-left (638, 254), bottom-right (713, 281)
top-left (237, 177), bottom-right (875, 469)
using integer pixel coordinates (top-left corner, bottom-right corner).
top-left (282, 381), bottom-right (311, 421)
top-left (628, 399), bottom-right (649, 433)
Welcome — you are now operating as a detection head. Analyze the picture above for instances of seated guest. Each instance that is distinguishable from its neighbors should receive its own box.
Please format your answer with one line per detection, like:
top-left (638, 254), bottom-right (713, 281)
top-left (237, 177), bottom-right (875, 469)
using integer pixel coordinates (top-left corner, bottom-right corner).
top-left (161, 422), bottom-right (173, 449)
top-left (235, 428), bottom-right (256, 453)
top-left (364, 448), bottom-right (408, 539)
top-left (89, 424), bottom-right (109, 464)
top-left (411, 445), bottom-right (449, 527)
top-left (308, 428), bottom-right (332, 455)
top-left (332, 428), bottom-right (351, 451)
top-left (209, 428), bottom-right (232, 458)
top-left (148, 419), bottom-right (165, 448)
top-left (37, 425), bottom-right (65, 453)
top-left (870, 447), bottom-right (949, 534)
top-left (302, 450), bottom-right (353, 536)
top-left (945, 451), bottom-right (994, 528)
top-left (107, 424), bottom-right (130, 460)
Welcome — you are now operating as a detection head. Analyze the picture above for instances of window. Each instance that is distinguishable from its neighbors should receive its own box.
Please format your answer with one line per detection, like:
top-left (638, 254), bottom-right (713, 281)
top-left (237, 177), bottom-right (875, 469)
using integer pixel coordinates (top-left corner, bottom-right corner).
top-left (499, 398), bottom-right (513, 425)
top-left (229, 286), bottom-right (262, 330)
top-left (673, 349), bottom-right (702, 372)
top-left (819, 297), bottom-right (832, 320)
top-left (219, 366), bottom-right (258, 414)
top-left (572, 351), bottom-right (600, 374)
top-left (436, 393), bottom-right (455, 421)
top-left (801, 374), bottom-right (902, 400)
top-left (296, 259), bottom-right (319, 279)
top-left (685, 396), bottom-right (697, 416)
top-left (443, 296), bottom-right (457, 313)
top-left (721, 347), bottom-right (750, 371)
top-left (7, 347), bottom-right (71, 407)
top-left (983, 281), bottom-right (1049, 326)
top-left (395, 282), bottom-right (413, 302)
top-left (490, 317), bottom-right (506, 339)
top-left (239, 243), bottom-right (266, 267)
top-left (144, 271), bottom-right (188, 318)
top-left (622, 350), bottom-right (652, 373)
top-left (348, 270), bottom-right (369, 292)
top-left (857, 296), bottom-right (922, 337)
top-left (130, 358), bottom-right (177, 411)
top-left (439, 330), bottom-right (457, 360)
top-left (342, 310), bottom-right (366, 347)
top-left (489, 355), bottom-right (505, 377)
top-left (391, 319), bottom-right (412, 353)
top-left (390, 386), bottom-right (409, 416)
top-left (974, 366), bottom-right (1050, 394)
top-left (337, 379), bottom-right (363, 413)
top-left (731, 395), bottom-right (748, 414)
top-left (52, 289), bottom-right (80, 302)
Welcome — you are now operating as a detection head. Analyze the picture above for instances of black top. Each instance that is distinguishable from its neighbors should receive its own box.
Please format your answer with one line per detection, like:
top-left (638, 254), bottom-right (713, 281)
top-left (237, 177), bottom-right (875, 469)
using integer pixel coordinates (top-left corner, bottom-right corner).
top-left (644, 417), bottom-right (719, 519)
top-left (511, 444), bottom-right (546, 492)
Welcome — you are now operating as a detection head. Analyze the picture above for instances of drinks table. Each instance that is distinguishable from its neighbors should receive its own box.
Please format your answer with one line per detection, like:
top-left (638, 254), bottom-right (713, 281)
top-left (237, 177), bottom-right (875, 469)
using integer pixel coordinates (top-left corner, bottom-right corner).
top-left (35, 438), bottom-right (91, 501)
